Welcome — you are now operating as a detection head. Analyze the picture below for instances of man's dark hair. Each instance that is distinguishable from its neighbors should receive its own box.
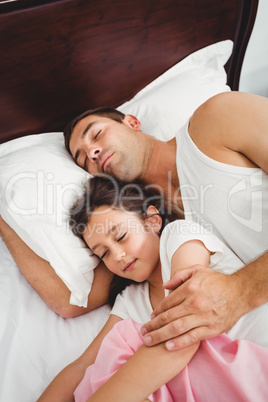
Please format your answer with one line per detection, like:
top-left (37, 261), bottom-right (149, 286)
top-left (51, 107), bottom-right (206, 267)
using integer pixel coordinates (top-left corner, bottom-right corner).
top-left (64, 107), bottom-right (125, 155)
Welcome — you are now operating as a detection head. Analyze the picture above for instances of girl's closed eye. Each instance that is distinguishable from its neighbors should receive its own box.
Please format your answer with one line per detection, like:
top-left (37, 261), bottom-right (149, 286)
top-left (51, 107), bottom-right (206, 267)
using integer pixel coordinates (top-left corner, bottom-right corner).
top-left (101, 249), bottom-right (109, 259)
top-left (117, 233), bottom-right (127, 242)
top-left (99, 234), bottom-right (126, 260)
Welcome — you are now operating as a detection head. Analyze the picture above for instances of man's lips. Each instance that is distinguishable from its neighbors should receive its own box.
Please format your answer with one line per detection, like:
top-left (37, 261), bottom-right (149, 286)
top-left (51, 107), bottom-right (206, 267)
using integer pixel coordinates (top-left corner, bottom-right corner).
top-left (102, 153), bottom-right (114, 172)
top-left (123, 259), bottom-right (136, 272)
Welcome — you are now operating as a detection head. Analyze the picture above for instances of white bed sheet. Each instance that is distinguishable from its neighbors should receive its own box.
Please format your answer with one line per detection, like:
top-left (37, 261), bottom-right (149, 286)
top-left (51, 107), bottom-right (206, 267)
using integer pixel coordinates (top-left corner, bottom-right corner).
top-left (0, 236), bottom-right (111, 401)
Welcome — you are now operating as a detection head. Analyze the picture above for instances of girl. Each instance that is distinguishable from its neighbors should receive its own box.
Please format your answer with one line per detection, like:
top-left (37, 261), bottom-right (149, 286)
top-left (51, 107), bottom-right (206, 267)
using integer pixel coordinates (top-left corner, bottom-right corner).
top-left (39, 176), bottom-right (268, 402)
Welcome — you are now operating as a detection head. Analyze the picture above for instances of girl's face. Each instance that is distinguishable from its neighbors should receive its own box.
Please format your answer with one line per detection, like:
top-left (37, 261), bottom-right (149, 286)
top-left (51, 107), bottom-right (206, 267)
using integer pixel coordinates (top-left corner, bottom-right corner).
top-left (83, 205), bottom-right (161, 283)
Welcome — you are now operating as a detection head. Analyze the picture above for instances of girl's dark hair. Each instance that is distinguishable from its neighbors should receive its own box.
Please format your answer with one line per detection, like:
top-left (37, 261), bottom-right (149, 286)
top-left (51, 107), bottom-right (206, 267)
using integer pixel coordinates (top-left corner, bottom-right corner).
top-left (69, 175), bottom-right (182, 307)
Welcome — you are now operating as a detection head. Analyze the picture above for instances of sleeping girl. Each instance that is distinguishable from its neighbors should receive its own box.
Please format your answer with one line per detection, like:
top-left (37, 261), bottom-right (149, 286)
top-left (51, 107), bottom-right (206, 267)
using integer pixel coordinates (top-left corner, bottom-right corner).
top-left (39, 175), bottom-right (268, 402)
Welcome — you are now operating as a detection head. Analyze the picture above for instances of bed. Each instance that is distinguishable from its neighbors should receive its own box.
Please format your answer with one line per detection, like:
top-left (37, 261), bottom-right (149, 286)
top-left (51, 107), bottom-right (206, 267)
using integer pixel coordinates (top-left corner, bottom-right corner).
top-left (0, 0), bottom-right (259, 400)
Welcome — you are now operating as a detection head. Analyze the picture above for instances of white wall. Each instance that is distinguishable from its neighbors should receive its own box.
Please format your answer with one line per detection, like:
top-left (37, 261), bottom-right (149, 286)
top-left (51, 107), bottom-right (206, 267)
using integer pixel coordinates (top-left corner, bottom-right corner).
top-left (239, 0), bottom-right (268, 96)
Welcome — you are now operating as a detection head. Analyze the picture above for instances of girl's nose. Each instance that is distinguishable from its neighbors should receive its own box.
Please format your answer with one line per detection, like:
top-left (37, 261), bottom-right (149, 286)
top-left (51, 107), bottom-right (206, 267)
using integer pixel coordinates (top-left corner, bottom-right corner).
top-left (112, 245), bottom-right (126, 262)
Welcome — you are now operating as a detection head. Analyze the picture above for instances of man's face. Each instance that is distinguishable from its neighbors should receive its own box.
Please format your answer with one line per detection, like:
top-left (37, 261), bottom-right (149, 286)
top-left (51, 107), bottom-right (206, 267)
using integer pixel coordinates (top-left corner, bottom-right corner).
top-left (69, 114), bottom-right (144, 182)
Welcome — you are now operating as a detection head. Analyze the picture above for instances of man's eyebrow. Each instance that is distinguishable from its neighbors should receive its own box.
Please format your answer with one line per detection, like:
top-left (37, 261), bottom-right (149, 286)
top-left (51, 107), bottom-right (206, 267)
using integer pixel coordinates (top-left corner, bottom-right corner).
top-left (74, 121), bottom-right (97, 165)
top-left (82, 121), bottom-right (96, 137)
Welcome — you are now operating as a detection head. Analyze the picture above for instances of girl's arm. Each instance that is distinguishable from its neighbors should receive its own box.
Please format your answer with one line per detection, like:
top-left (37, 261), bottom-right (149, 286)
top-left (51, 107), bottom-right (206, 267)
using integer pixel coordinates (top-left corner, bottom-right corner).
top-left (87, 341), bottom-right (199, 402)
top-left (170, 239), bottom-right (211, 277)
top-left (38, 314), bottom-right (122, 402)
top-left (87, 241), bottom-right (208, 401)
top-left (142, 237), bottom-right (231, 349)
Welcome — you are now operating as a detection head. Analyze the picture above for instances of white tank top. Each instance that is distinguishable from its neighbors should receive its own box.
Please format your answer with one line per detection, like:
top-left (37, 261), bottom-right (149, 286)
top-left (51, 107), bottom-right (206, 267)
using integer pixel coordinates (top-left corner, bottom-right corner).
top-left (176, 121), bottom-right (268, 264)
top-left (111, 220), bottom-right (268, 348)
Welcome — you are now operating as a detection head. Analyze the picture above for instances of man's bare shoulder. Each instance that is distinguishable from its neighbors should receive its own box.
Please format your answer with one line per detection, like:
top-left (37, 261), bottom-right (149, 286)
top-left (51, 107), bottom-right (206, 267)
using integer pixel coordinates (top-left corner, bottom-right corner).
top-left (188, 92), bottom-right (267, 168)
top-left (190, 92), bottom-right (246, 138)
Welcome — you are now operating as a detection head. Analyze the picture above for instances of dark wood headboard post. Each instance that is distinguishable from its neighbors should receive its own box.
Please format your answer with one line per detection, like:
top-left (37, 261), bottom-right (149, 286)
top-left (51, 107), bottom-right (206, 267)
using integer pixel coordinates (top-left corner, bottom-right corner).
top-left (226, 0), bottom-right (259, 90)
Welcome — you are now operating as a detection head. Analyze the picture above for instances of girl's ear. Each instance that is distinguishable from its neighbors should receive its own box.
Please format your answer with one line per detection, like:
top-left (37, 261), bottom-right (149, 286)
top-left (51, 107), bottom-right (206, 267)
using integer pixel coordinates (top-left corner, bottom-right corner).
top-left (145, 205), bottom-right (162, 233)
top-left (123, 114), bottom-right (141, 131)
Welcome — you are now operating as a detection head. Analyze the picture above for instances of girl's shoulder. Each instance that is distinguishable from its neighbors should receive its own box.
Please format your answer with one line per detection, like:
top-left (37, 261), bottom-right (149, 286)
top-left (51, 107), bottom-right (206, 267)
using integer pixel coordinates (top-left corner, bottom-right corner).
top-left (160, 219), bottom-right (243, 273)
top-left (160, 219), bottom-right (224, 267)
top-left (161, 219), bottom-right (210, 239)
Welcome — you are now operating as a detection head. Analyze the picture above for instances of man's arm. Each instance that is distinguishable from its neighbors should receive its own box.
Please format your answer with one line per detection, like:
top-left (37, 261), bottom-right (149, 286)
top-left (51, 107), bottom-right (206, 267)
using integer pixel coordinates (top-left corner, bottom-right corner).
top-left (189, 91), bottom-right (268, 173)
top-left (0, 215), bottom-right (113, 317)
top-left (140, 92), bottom-right (268, 350)
top-left (141, 252), bottom-right (268, 350)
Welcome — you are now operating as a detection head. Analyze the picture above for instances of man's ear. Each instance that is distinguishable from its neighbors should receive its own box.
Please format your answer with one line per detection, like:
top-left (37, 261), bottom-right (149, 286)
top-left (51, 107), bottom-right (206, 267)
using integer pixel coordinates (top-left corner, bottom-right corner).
top-left (145, 205), bottom-right (162, 233)
top-left (123, 114), bottom-right (141, 131)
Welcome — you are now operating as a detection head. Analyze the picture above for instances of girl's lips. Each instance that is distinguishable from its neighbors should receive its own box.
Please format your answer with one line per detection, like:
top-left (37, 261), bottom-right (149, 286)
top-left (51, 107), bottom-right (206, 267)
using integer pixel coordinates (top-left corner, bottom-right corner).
top-left (123, 259), bottom-right (136, 272)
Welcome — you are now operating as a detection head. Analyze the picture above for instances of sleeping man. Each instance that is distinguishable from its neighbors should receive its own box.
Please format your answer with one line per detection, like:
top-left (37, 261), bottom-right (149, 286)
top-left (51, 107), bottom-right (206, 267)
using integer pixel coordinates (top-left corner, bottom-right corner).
top-left (0, 91), bottom-right (267, 351)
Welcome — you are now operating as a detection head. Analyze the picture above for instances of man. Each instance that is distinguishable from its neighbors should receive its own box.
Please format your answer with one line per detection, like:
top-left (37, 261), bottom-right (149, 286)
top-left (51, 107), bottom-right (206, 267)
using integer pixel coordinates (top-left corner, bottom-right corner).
top-left (65, 91), bottom-right (268, 350)
top-left (0, 91), bottom-right (267, 346)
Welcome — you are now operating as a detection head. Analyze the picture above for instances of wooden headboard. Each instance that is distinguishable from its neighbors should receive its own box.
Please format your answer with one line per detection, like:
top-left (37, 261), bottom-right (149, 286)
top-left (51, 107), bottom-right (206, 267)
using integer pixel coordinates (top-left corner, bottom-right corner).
top-left (0, 0), bottom-right (258, 144)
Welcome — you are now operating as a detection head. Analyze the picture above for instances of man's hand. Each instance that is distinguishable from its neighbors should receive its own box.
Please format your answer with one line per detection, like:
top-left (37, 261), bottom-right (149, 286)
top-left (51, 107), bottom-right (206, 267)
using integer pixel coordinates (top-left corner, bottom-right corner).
top-left (141, 266), bottom-right (249, 350)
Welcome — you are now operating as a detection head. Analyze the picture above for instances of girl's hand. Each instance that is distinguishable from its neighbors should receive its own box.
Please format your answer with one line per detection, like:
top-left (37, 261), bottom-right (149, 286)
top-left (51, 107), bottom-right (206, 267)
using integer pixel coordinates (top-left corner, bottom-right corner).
top-left (140, 265), bottom-right (249, 350)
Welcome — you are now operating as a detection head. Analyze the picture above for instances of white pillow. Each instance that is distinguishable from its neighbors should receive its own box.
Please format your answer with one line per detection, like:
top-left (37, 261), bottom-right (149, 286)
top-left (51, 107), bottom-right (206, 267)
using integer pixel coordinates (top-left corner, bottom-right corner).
top-left (0, 133), bottom-right (97, 307)
top-left (119, 40), bottom-right (232, 140)
top-left (0, 40), bottom-right (233, 307)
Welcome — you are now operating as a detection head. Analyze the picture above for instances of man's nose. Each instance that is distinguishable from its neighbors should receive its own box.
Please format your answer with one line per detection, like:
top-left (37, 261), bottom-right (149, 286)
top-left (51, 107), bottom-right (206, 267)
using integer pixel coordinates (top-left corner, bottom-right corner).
top-left (86, 146), bottom-right (102, 162)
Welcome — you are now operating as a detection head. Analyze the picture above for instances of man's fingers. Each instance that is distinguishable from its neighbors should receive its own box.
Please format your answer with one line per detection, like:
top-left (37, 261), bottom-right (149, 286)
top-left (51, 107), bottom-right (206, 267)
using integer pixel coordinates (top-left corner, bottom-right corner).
top-left (163, 275), bottom-right (184, 291)
top-left (164, 326), bottom-right (211, 351)
top-left (151, 288), bottom-right (185, 318)
top-left (142, 305), bottom-right (186, 336)
top-left (163, 266), bottom-right (202, 290)
top-left (141, 314), bottom-right (204, 347)
top-left (140, 268), bottom-right (238, 350)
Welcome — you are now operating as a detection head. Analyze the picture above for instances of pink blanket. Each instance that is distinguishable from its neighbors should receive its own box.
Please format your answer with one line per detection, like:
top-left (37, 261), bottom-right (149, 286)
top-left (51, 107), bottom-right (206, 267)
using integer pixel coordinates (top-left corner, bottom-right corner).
top-left (74, 319), bottom-right (268, 401)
